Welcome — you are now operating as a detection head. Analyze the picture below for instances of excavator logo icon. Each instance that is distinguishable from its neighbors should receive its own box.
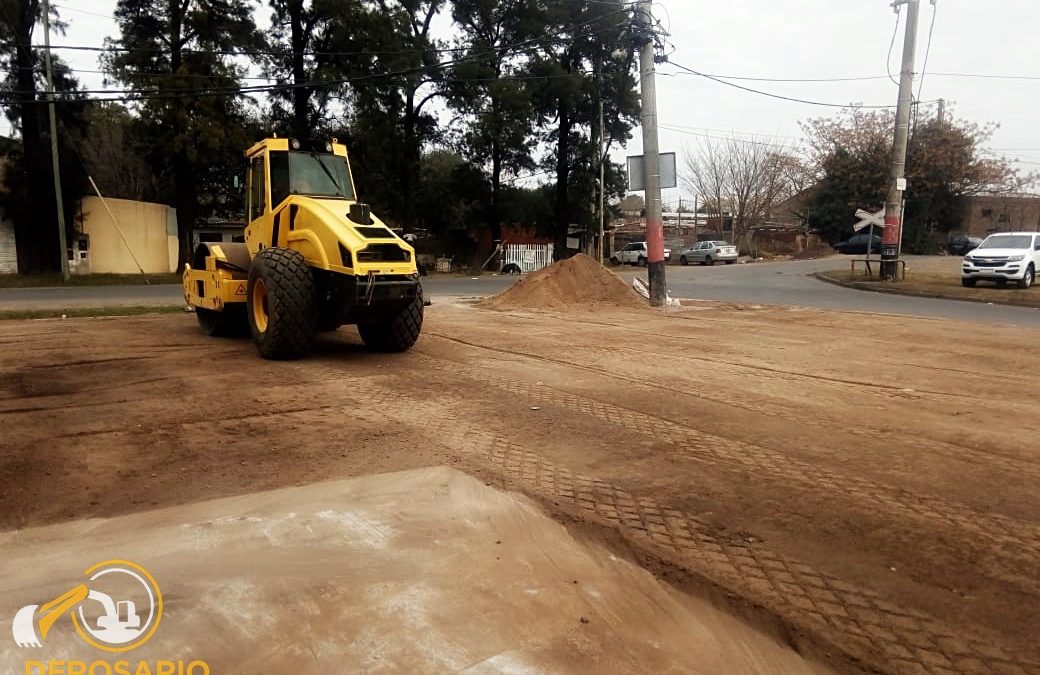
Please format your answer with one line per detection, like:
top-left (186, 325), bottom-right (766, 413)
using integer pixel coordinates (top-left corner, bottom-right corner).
top-left (11, 560), bottom-right (163, 653)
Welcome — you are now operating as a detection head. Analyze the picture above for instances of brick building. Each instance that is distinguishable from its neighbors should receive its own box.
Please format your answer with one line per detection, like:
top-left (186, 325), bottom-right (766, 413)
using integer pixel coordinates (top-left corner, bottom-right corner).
top-left (959, 193), bottom-right (1040, 236)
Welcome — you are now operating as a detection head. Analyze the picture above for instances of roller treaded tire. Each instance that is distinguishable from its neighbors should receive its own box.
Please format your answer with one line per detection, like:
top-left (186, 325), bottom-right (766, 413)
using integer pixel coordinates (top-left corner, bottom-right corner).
top-left (196, 305), bottom-right (248, 337)
top-left (358, 287), bottom-right (424, 353)
top-left (247, 248), bottom-right (317, 360)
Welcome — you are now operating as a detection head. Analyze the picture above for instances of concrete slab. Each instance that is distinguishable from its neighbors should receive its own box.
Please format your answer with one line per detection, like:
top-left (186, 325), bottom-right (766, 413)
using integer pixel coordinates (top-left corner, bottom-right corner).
top-left (1, 468), bottom-right (831, 674)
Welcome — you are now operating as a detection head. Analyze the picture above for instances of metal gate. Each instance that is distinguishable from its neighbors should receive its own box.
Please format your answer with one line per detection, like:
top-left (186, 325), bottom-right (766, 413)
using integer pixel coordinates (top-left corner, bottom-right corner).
top-left (502, 243), bottom-right (553, 273)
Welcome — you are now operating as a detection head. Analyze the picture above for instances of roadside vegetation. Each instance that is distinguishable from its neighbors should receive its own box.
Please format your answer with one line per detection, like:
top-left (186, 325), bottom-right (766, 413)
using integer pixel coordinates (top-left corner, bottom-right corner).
top-left (0, 273), bottom-right (181, 288)
top-left (0, 305), bottom-right (185, 320)
top-left (818, 257), bottom-right (1040, 307)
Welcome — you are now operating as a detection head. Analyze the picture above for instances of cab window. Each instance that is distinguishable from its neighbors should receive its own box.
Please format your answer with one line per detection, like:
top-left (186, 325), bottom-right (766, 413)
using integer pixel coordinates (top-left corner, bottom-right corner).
top-left (269, 151), bottom-right (291, 207)
top-left (248, 156), bottom-right (266, 221)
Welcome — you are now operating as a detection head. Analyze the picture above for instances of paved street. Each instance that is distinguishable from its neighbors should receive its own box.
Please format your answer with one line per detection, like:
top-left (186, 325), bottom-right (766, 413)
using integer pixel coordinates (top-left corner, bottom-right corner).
top-left (3, 256), bottom-right (1040, 326)
top-left (615, 256), bottom-right (1040, 327)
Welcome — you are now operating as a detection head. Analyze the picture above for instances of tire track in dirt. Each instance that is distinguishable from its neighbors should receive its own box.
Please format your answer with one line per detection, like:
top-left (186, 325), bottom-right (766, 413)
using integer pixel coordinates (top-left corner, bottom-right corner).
top-left (566, 342), bottom-right (1040, 481)
top-left (336, 378), bottom-right (1037, 675)
top-left (418, 328), bottom-right (1040, 500)
top-left (410, 350), bottom-right (1040, 582)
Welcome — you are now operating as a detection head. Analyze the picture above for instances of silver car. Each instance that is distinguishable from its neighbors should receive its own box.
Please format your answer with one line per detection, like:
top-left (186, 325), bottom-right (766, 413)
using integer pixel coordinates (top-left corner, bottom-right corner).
top-left (679, 241), bottom-right (739, 266)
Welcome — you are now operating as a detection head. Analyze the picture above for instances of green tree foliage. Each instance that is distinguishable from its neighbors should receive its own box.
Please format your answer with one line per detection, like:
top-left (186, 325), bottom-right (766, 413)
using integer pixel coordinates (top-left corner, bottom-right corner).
top-left (340, 0), bottom-right (446, 231)
top-left (446, 0), bottom-right (541, 246)
top-left (1, 0), bottom-right (642, 274)
top-left (106, 0), bottom-right (260, 265)
top-left (0, 1), bottom-right (89, 272)
top-left (77, 103), bottom-right (156, 202)
top-left (264, 0), bottom-right (373, 139)
top-left (802, 108), bottom-right (1024, 252)
top-left (529, 0), bottom-right (638, 257)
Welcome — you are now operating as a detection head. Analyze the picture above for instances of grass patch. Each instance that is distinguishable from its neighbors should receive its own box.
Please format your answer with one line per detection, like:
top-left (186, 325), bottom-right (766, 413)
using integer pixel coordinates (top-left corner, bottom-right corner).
top-left (0, 273), bottom-right (181, 288)
top-left (0, 305), bottom-right (187, 321)
top-left (817, 267), bottom-right (1040, 308)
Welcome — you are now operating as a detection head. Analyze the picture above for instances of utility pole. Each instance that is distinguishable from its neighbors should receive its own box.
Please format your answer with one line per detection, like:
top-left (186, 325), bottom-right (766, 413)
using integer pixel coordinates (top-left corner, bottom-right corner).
top-left (637, 0), bottom-right (666, 305)
top-left (936, 97), bottom-right (945, 126)
top-left (42, 0), bottom-right (69, 282)
top-left (598, 96), bottom-right (606, 264)
top-left (881, 0), bottom-right (920, 281)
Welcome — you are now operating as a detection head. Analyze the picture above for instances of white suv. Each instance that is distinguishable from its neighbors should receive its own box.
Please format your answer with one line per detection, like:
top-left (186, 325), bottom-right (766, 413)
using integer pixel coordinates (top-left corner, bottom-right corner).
top-left (961, 232), bottom-right (1040, 288)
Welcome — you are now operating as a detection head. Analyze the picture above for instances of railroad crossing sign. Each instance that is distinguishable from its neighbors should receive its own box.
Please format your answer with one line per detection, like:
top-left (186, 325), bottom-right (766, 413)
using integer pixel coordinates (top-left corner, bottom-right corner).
top-left (853, 208), bottom-right (886, 232)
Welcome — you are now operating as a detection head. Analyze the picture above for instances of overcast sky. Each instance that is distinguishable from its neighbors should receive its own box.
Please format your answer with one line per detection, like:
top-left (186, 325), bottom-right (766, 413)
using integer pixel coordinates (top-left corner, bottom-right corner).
top-left (24, 1), bottom-right (1040, 207)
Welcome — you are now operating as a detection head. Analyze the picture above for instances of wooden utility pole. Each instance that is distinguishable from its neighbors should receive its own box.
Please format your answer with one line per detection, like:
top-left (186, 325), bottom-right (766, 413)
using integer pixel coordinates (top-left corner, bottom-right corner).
top-left (637, 0), bottom-right (667, 305)
top-left (881, 0), bottom-right (920, 281)
top-left (42, 0), bottom-right (69, 281)
top-left (598, 96), bottom-right (606, 263)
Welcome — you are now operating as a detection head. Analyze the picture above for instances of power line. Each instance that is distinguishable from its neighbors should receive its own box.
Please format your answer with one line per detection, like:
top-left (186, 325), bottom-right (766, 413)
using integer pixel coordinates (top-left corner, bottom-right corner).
top-left (686, 73), bottom-right (891, 84)
top-left (1, 18), bottom-right (625, 103)
top-left (52, 3), bottom-right (112, 19)
top-left (659, 124), bottom-right (805, 149)
top-left (8, 6), bottom-right (630, 59)
top-left (931, 72), bottom-right (1040, 81)
top-left (886, 7), bottom-right (901, 87)
top-left (657, 121), bottom-right (805, 143)
top-left (66, 68), bottom-right (278, 82)
top-left (666, 59), bottom-right (926, 109)
top-left (663, 70), bottom-right (1040, 84)
top-left (916, 0), bottom-right (938, 102)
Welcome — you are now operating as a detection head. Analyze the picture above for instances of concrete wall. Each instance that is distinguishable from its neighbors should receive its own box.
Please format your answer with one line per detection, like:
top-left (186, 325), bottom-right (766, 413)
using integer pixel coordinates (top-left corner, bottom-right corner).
top-left (80, 196), bottom-right (178, 274)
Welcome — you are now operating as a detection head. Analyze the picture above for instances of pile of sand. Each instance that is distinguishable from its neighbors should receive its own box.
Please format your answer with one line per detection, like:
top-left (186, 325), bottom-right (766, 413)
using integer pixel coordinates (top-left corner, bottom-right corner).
top-left (480, 254), bottom-right (647, 311)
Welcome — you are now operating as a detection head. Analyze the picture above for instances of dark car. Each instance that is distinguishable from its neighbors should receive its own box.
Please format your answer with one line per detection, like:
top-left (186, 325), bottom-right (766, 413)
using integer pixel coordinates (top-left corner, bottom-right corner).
top-left (834, 233), bottom-right (883, 255)
top-left (947, 235), bottom-right (983, 256)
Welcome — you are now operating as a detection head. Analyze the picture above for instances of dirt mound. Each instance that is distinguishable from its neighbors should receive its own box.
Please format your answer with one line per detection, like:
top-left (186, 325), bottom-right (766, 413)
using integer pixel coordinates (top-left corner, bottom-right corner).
top-left (793, 243), bottom-right (838, 260)
top-left (480, 254), bottom-right (647, 311)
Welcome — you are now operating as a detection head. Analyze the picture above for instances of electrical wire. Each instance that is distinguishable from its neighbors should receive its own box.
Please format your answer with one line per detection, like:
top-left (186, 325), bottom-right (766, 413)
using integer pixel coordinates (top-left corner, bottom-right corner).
top-left (683, 73), bottom-right (891, 83)
top-left (931, 72), bottom-right (1040, 81)
top-left (664, 70), bottom-right (1040, 83)
top-left (886, 6), bottom-right (902, 87)
top-left (916, 0), bottom-right (938, 102)
top-left (0, 19), bottom-right (625, 104)
top-left (8, 6), bottom-right (631, 59)
top-left (66, 68), bottom-right (278, 82)
top-left (52, 3), bottom-right (112, 19)
top-left (660, 121), bottom-right (805, 144)
top-left (666, 59), bottom-right (926, 109)
top-left (659, 124), bottom-right (804, 149)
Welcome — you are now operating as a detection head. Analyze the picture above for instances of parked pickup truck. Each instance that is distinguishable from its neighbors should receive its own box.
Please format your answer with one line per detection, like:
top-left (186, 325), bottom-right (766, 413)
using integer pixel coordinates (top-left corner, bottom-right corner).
top-left (961, 232), bottom-right (1040, 289)
top-left (610, 242), bottom-right (672, 266)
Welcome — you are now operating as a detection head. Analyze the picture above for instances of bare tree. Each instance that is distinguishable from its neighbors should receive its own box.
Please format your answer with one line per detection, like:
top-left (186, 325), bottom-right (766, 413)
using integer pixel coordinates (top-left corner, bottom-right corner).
top-left (681, 136), bottom-right (802, 250)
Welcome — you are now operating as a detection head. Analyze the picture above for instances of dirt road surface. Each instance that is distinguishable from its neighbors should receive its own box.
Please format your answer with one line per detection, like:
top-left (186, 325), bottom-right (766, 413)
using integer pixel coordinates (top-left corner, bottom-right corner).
top-left (1, 301), bottom-right (1038, 674)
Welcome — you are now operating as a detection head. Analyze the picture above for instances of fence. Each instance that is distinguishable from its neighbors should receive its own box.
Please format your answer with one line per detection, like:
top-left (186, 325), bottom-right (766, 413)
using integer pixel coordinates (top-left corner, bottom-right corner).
top-left (502, 243), bottom-right (554, 273)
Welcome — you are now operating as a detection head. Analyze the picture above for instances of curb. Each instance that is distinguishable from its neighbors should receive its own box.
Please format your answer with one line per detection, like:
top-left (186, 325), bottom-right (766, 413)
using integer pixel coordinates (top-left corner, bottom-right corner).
top-left (812, 272), bottom-right (1040, 310)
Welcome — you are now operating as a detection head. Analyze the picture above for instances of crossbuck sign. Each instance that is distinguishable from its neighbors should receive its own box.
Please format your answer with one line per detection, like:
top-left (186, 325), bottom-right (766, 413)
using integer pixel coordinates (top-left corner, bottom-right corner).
top-left (853, 208), bottom-right (886, 232)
